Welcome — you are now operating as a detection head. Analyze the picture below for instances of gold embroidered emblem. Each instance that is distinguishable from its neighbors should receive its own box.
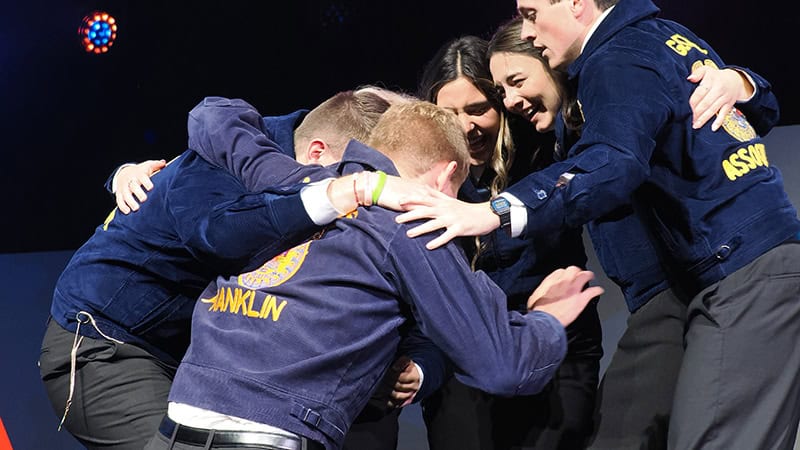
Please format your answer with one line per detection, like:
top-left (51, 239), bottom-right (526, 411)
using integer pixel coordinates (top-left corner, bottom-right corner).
top-left (238, 241), bottom-right (312, 289)
top-left (691, 59), bottom-right (718, 73)
top-left (721, 108), bottom-right (757, 143)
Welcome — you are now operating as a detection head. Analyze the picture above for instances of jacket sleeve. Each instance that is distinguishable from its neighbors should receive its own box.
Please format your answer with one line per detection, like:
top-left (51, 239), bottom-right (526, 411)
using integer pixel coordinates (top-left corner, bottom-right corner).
top-left (165, 152), bottom-right (319, 273)
top-left (187, 96), bottom-right (337, 191)
top-left (724, 65), bottom-right (780, 136)
top-left (504, 58), bottom-right (670, 236)
top-left (104, 167), bottom-right (116, 194)
top-left (397, 325), bottom-right (452, 402)
top-left (387, 226), bottom-right (567, 397)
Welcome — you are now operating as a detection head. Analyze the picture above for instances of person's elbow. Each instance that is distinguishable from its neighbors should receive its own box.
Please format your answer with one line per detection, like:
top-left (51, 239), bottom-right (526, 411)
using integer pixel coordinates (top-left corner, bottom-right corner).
top-left (474, 356), bottom-right (561, 397)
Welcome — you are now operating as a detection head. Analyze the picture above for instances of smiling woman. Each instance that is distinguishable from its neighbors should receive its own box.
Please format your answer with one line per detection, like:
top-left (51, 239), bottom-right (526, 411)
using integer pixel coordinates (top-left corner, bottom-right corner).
top-left (489, 51), bottom-right (562, 133)
top-left (412, 33), bottom-right (603, 450)
top-left (435, 77), bottom-right (500, 166)
top-left (487, 15), bottom-right (583, 138)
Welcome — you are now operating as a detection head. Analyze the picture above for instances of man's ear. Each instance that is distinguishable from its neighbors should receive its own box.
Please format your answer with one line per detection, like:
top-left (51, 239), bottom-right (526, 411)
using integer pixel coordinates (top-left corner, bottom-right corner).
top-left (434, 161), bottom-right (459, 193)
top-left (572, 0), bottom-right (591, 20)
top-left (303, 138), bottom-right (329, 164)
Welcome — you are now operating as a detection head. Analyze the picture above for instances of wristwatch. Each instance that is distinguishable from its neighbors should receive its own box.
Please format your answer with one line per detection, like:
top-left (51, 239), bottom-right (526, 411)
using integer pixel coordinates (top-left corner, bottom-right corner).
top-left (489, 196), bottom-right (512, 234)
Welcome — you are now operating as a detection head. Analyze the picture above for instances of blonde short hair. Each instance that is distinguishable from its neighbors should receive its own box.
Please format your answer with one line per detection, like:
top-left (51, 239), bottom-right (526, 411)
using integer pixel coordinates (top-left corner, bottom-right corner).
top-left (366, 101), bottom-right (469, 187)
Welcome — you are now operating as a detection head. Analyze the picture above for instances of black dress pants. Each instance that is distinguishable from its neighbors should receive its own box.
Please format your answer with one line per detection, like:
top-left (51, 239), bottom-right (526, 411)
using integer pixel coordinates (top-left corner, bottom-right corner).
top-left (423, 301), bottom-right (602, 450)
top-left (39, 318), bottom-right (176, 450)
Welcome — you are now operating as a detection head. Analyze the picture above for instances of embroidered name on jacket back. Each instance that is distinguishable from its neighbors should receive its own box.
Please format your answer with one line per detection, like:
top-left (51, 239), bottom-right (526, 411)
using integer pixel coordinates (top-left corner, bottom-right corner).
top-left (198, 240), bottom-right (314, 321)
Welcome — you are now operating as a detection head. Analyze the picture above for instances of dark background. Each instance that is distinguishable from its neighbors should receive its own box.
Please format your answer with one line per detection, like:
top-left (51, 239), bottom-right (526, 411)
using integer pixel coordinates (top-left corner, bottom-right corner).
top-left (3, 0), bottom-right (798, 253)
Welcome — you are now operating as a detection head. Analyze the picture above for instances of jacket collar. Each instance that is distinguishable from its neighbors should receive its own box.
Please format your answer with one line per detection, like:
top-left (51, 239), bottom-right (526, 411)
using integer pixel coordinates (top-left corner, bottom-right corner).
top-left (568, 0), bottom-right (660, 78)
top-left (335, 139), bottom-right (400, 176)
top-left (261, 109), bottom-right (309, 158)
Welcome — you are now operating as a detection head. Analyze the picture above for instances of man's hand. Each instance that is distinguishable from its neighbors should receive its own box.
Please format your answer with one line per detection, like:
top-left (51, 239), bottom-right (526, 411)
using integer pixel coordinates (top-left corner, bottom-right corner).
top-left (386, 356), bottom-right (421, 409)
top-left (114, 159), bottom-right (166, 214)
top-left (527, 266), bottom-right (604, 327)
top-left (689, 66), bottom-right (754, 131)
top-left (378, 175), bottom-right (441, 212)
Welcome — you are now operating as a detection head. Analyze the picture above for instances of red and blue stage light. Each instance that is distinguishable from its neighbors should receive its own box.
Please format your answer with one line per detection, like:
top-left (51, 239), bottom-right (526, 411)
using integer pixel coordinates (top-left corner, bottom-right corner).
top-left (79, 12), bottom-right (118, 54)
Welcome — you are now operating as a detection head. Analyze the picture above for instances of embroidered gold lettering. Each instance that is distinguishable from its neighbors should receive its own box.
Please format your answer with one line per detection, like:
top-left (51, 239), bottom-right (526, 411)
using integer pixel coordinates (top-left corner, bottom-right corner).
top-left (722, 160), bottom-right (741, 181)
top-left (200, 289), bottom-right (219, 311)
top-left (201, 286), bottom-right (286, 321)
top-left (723, 143), bottom-right (768, 181)
top-left (102, 209), bottom-right (116, 231)
top-left (259, 295), bottom-right (288, 321)
top-left (225, 287), bottom-right (240, 314)
top-left (737, 148), bottom-right (755, 169)
top-left (245, 290), bottom-right (259, 318)
top-left (666, 33), bottom-right (708, 57)
top-left (750, 143), bottom-right (769, 167)
top-left (731, 152), bottom-right (750, 175)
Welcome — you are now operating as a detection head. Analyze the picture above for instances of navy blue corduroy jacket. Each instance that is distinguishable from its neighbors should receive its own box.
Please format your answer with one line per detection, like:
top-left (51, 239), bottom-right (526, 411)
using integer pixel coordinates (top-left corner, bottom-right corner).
top-left (170, 140), bottom-right (567, 450)
top-left (507, 0), bottom-right (798, 301)
top-left (52, 150), bottom-right (319, 365)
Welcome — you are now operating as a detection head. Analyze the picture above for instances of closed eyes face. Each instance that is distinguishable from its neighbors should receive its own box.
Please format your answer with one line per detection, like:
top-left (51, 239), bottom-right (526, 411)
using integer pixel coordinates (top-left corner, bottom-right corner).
top-left (436, 76), bottom-right (501, 167)
top-left (489, 52), bottom-right (561, 133)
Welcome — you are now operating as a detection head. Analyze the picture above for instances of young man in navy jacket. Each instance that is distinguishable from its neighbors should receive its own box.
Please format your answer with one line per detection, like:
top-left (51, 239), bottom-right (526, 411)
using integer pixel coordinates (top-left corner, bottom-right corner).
top-left (144, 101), bottom-right (603, 450)
top-left (517, 1), bottom-right (800, 448)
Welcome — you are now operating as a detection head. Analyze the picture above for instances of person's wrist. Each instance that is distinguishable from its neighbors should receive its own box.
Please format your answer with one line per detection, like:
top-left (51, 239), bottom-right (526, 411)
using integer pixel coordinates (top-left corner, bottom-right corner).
top-left (480, 201), bottom-right (501, 232)
top-left (731, 68), bottom-right (755, 102)
top-left (371, 171), bottom-right (387, 205)
top-left (327, 175), bottom-right (358, 215)
top-left (111, 163), bottom-right (136, 194)
top-left (489, 197), bottom-right (511, 234)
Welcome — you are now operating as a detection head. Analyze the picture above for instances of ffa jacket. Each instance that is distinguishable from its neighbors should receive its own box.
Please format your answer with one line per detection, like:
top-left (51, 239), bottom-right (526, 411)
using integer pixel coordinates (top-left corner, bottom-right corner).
top-left (169, 141), bottom-right (568, 450)
top-left (186, 97), bottom-right (451, 400)
top-left (507, 0), bottom-right (799, 300)
top-left (52, 108), bottom-right (323, 365)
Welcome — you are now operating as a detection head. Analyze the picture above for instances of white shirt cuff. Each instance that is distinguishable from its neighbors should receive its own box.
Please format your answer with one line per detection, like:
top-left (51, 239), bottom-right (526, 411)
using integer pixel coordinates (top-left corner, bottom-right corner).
top-left (414, 362), bottom-right (425, 389)
top-left (300, 178), bottom-right (339, 226)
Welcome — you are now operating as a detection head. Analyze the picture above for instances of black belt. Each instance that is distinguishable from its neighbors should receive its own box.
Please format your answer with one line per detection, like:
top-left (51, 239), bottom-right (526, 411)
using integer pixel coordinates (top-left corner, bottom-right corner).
top-left (158, 415), bottom-right (324, 450)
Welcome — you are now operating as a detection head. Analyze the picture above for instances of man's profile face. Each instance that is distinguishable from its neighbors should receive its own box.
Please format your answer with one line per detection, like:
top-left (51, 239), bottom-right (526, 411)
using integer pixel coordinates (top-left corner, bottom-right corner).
top-left (517, 0), bottom-right (582, 70)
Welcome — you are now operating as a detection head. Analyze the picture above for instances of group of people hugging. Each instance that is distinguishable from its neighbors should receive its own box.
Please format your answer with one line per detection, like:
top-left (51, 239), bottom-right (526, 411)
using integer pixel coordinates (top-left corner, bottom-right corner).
top-left (40, 1), bottom-right (800, 449)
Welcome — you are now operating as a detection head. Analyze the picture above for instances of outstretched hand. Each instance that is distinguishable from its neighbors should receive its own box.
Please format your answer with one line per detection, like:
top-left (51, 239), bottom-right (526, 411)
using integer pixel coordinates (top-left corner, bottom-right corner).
top-left (527, 266), bottom-right (604, 327)
top-left (114, 159), bottom-right (166, 214)
top-left (689, 65), bottom-right (753, 131)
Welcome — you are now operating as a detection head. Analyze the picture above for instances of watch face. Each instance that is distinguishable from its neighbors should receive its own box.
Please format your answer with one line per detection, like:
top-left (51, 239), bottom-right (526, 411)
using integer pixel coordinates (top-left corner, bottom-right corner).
top-left (491, 197), bottom-right (510, 213)
top-left (490, 197), bottom-right (511, 231)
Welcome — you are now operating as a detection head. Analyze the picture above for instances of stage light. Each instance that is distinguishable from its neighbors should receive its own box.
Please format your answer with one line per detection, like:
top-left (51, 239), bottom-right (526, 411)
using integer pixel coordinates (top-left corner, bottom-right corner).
top-left (78, 12), bottom-right (118, 54)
